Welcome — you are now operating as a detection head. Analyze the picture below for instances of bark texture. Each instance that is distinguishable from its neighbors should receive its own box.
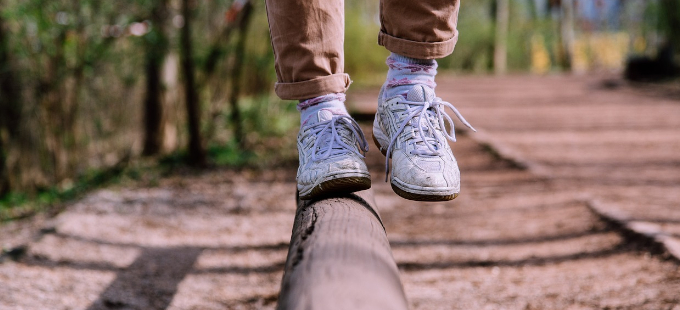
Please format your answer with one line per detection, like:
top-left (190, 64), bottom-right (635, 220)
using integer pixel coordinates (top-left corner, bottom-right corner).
top-left (277, 189), bottom-right (408, 310)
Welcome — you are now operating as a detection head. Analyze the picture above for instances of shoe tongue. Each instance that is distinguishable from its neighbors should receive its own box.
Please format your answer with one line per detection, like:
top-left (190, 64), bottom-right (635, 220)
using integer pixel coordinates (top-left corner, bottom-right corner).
top-left (317, 109), bottom-right (334, 122)
top-left (406, 85), bottom-right (435, 102)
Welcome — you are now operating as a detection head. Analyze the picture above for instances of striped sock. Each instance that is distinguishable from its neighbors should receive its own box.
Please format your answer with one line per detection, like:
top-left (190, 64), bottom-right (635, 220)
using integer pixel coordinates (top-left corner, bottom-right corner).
top-left (298, 93), bottom-right (348, 126)
top-left (382, 53), bottom-right (437, 100)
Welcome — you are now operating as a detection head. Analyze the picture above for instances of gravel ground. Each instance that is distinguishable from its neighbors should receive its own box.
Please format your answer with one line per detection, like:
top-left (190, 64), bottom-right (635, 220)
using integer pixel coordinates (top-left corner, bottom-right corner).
top-left (1, 75), bottom-right (679, 310)
top-left (441, 74), bottom-right (680, 263)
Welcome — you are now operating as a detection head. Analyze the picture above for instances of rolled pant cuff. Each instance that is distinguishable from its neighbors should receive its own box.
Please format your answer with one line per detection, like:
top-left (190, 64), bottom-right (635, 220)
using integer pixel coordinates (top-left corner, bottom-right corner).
top-left (274, 73), bottom-right (351, 100)
top-left (378, 31), bottom-right (458, 60)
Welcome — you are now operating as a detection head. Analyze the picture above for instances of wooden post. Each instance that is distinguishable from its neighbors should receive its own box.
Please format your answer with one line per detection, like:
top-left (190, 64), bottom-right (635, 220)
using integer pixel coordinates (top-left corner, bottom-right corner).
top-left (277, 189), bottom-right (408, 310)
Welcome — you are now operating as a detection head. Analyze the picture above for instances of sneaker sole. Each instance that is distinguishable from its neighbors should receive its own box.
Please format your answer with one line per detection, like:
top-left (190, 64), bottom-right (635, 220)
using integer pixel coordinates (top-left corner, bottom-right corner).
top-left (391, 183), bottom-right (458, 201)
top-left (299, 176), bottom-right (371, 201)
top-left (372, 132), bottom-right (459, 202)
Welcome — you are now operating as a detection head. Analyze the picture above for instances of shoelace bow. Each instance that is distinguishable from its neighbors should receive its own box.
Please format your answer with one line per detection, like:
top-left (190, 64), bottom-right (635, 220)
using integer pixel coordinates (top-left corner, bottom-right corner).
top-left (384, 97), bottom-right (476, 181)
top-left (308, 115), bottom-right (369, 161)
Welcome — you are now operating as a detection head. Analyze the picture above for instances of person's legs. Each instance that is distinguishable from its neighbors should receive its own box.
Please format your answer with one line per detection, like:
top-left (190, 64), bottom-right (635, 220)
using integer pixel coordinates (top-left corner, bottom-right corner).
top-left (378, 0), bottom-right (460, 98)
top-left (379, 0), bottom-right (460, 60)
top-left (373, 0), bottom-right (475, 201)
top-left (265, 0), bottom-right (350, 100)
top-left (265, 0), bottom-right (370, 200)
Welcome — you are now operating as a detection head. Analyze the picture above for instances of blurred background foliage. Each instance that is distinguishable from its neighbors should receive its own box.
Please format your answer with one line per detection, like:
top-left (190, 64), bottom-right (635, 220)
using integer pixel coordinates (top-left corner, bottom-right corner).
top-left (0, 0), bottom-right (678, 218)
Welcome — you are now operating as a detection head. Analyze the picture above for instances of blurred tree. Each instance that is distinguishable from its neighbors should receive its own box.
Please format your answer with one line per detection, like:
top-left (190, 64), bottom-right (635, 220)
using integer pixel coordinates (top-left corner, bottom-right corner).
top-left (559, 0), bottom-right (575, 70)
top-left (625, 0), bottom-right (679, 81)
top-left (0, 11), bottom-right (22, 196)
top-left (659, 0), bottom-right (680, 59)
top-left (228, 0), bottom-right (253, 147)
top-left (494, 0), bottom-right (509, 74)
top-left (142, 0), bottom-right (170, 156)
top-left (14, 1), bottom-right (117, 183)
top-left (180, 0), bottom-right (207, 166)
top-left (0, 0), bottom-right (288, 202)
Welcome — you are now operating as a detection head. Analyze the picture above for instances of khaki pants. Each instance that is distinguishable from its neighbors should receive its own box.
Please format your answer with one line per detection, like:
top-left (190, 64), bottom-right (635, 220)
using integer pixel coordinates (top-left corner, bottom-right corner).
top-left (265, 0), bottom-right (461, 100)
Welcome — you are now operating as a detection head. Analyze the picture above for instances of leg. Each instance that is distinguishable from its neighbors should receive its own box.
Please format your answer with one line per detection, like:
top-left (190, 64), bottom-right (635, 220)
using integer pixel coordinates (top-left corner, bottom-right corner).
top-left (265, 0), bottom-right (371, 200)
top-left (378, 0), bottom-right (461, 99)
top-left (265, 0), bottom-right (350, 100)
top-left (379, 0), bottom-right (461, 59)
top-left (374, 0), bottom-right (476, 201)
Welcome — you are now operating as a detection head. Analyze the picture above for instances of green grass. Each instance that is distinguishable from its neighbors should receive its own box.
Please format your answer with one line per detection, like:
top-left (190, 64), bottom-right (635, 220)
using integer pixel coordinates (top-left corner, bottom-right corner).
top-left (0, 163), bottom-right (129, 222)
top-left (0, 94), bottom-right (300, 223)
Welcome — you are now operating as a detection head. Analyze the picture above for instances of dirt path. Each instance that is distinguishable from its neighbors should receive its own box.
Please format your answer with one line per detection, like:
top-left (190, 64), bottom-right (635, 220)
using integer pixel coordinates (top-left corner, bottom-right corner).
top-left (2, 75), bottom-right (680, 310)
top-left (441, 75), bottom-right (680, 261)
top-left (378, 134), bottom-right (680, 309)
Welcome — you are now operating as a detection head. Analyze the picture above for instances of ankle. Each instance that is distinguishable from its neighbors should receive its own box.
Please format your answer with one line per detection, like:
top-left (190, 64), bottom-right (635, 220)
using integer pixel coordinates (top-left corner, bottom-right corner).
top-left (383, 53), bottom-right (438, 100)
top-left (299, 93), bottom-right (348, 126)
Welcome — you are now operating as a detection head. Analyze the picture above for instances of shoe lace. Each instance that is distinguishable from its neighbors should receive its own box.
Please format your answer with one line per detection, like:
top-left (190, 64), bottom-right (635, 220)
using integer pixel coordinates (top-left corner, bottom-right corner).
top-left (384, 97), bottom-right (476, 181)
top-left (307, 115), bottom-right (369, 161)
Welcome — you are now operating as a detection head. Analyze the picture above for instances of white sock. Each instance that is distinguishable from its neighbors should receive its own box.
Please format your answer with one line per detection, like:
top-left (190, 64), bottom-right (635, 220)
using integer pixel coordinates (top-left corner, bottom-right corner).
top-left (382, 53), bottom-right (437, 100)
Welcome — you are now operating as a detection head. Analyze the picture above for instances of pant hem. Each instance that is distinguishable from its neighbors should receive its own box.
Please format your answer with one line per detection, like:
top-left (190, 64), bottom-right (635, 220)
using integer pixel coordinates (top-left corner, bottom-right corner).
top-left (274, 73), bottom-right (351, 100)
top-left (378, 31), bottom-right (458, 60)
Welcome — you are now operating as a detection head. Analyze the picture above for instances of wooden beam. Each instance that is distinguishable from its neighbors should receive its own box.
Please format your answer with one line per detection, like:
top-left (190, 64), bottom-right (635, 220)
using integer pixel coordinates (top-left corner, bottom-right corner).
top-left (277, 189), bottom-right (408, 310)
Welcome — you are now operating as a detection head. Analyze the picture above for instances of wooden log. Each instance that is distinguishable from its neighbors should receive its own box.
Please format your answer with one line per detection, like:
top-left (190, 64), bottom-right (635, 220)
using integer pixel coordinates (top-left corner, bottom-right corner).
top-left (277, 189), bottom-right (408, 310)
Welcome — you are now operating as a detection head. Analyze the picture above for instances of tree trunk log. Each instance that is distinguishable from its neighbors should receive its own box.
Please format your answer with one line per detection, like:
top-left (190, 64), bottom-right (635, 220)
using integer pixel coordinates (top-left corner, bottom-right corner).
top-left (228, 1), bottom-right (252, 148)
top-left (0, 12), bottom-right (18, 195)
top-left (180, 0), bottom-right (207, 166)
top-left (142, 0), bottom-right (169, 156)
top-left (277, 189), bottom-right (408, 310)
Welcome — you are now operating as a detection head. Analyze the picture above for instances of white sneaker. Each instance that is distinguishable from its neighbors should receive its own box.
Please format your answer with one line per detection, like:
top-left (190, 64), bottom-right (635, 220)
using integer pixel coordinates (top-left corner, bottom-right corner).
top-left (373, 85), bottom-right (475, 201)
top-left (297, 109), bottom-right (371, 200)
